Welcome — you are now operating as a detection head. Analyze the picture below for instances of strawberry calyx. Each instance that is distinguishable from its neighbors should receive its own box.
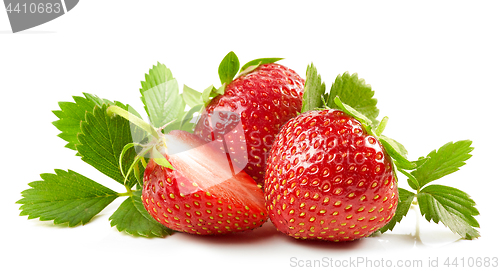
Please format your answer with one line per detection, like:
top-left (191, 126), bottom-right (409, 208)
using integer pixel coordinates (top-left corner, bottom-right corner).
top-left (332, 96), bottom-right (419, 171)
top-left (185, 52), bottom-right (286, 109)
top-left (107, 105), bottom-right (175, 186)
top-left (214, 51), bottom-right (284, 97)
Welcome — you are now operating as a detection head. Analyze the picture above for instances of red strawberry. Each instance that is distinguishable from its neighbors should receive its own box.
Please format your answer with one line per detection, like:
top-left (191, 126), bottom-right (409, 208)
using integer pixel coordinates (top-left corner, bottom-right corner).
top-left (142, 130), bottom-right (267, 235)
top-left (264, 109), bottom-right (398, 241)
top-left (194, 63), bottom-right (304, 187)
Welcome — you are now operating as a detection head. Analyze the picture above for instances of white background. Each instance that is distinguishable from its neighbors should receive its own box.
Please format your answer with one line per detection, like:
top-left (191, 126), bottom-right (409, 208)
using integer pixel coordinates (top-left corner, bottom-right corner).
top-left (1, 1), bottom-right (499, 270)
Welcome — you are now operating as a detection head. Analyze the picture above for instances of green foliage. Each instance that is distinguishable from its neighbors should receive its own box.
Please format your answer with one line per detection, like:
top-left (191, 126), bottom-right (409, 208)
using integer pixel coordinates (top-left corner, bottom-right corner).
top-left (301, 63), bottom-right (326, 113)
top-left (77, 105), bottom-right (140, 187)
top-left (17, 170), bottom-right (118, 227)
top-left (327, 72), bottom-right (379, 125)
top-left (411, 140), bottom-right (474, 189)
top-left (379, 188), bottom-right (416, 233)
top-left (418, 185), bottom-right (480, 240)
top-left (218, 51), bottom-right (240, 85)
top-left (109, 191), bottom-right (173, 237)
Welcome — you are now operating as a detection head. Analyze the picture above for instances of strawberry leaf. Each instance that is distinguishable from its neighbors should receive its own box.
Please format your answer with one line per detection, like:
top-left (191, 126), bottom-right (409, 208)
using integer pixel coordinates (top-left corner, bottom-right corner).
top-left (301, 63), bottom-right (326, 113)
top-left (139, 62), bottom-right (174, 119)
top-left (240, 57), bottom-right (283, 73)
top-left (379, 188), bottom-right (416, 233)
top-left (141, 79), bottom-right (185, 129)
top-left (17, 169), bottom-right (118, 227)
top-left (218, 51), bottom-right (240, 86)
top-left (411, 140), bottom-right (474, 189)
top-left (182, 85), bottom-right (203, 108)
top-left (52, 93), bottom-right (140, 152)
top-left (327, 72), bottom-right (379, 125)
top-left (417, 184), bottom-right (480, 240)
top-left (77, 105), bottom-right (141, 187)
top-left (52, 97), bottom-right (101, 151)
top-left (109, 191), bottom-right (173, 237)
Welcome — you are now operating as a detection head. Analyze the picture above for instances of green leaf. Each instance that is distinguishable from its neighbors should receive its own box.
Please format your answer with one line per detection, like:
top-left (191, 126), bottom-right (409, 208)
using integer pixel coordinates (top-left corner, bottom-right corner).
top-left (52, 94), bottom-right (141, 151)
top-left (379, 135), bottom-right (416, 170)
top-left (411, 140), bottom-right (474, 189)
top-left (417, 184), bottom-right (480, 239)
top-left (301, 63), bottom-right (326, 113)
top-left (182, 85), bottom-right (203, 108)
top-left (379, 188), bottom-right (416, 233)
top-left (109, 191), bottom-right (173, 237)
top-left (218, 51), bottom-right (240, 85)
top-left (240, 57), bottom-right (283, 72)
top-left (327, 72), bottom-right (379, 125)
top-left (333, 96), bottom-right (375, 134)
top-left (139, 62), bottom-right (174, 118)
top-left (161, 96), bottom-right (188, 134)
top-left (77, 105), bottom-right (139, 186)
top-left (141, 78), bottom-right (185, 129)
top-left (17, 169), bottom-right (118, 227)
top-left (52, 96), bottom-right (103, 151)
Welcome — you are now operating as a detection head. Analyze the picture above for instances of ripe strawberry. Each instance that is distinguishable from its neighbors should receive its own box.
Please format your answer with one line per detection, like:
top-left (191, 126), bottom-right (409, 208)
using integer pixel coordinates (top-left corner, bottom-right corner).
top-left (194, 63), bottom-right (304, 187)
top-left (264, 109), bottom-right (398, 242)
top-left (142, 130), bottom-right (267, 235)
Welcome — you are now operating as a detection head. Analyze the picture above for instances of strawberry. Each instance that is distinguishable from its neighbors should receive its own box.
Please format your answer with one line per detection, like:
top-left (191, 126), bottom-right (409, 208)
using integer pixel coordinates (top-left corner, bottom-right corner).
top-left (142, 130), bottom-right (267, 235)
top-left (194, 63), bottom-right (305, 187)
top-left (264, 109), bottom-right (398, 241)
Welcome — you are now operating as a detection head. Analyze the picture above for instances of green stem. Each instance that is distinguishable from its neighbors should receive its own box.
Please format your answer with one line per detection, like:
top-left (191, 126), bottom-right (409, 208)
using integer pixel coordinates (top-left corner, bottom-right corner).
top-left (107, 105), bottom-right (160, 139)
top-left (117, 189), bottom-right (135, 197)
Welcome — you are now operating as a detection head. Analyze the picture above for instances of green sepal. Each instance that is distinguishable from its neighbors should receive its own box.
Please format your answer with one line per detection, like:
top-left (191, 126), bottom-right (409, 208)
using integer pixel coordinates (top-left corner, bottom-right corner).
top-left (202, 85), bottom-right (219, 104)
top-left (152, 147), bottom-right (174, 170)
top-left (397, 167), bottom-right (420, 191)
top-left (240, 57), bottom-right (283, 72)
top-left (133, 162), bottom-right (143, 187)
top-left (301, 63), bottom-right (326, 113)
top-left (333, 96), bottom-right (375, 135)
top-left (378, 188), bottom-right (416, 233)
top-left (218, 51), bottom-right (240, 86)
top-left (109, 191), bottom-right (173, 237)
top-left (327, 72), bottom-right (379, 126)
top-left (379, 135), bottom-right (416, 170)
top-left (180, 104), bottom-right (204, 133)
top-left (375, 116), bottom-right (389, 137)
top-left (182, 85), bottom-right (203, 108)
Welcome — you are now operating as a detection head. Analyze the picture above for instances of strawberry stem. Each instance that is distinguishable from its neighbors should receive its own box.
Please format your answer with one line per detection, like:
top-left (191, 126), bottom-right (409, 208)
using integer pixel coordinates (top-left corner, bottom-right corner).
top-left (107, 105), bottom-right (160, 140)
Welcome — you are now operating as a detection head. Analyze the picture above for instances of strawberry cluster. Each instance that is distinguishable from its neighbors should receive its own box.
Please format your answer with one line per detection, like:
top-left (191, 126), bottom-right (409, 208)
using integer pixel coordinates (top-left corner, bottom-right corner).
top-left (19, 52), bottom-right (479, 241)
